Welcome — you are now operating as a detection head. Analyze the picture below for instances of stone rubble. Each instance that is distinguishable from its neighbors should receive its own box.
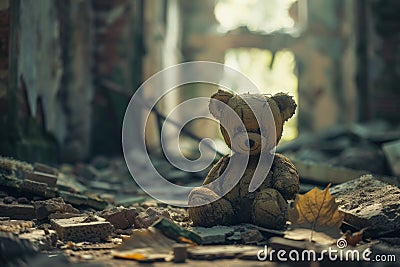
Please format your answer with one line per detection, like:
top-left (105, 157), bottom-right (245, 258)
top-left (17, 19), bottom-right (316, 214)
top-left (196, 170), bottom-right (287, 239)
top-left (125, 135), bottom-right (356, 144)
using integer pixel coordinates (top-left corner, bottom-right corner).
top-left (99, 206), bottom-right (138, 229)
top-left (33, 197), bottom-right (80, 220)
top-left (50, 215), bottom-right (113, 242)
top-left (0, 152), bottom-right (399, 265)
top-left (331, 174), bottom-right (400, 237)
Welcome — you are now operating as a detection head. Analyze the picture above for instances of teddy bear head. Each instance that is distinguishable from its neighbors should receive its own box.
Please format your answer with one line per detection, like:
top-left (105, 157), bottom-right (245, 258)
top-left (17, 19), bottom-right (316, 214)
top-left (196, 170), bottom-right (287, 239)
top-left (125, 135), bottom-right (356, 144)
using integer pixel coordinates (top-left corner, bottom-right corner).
top-left (209, 89), bottom-right (296, 155)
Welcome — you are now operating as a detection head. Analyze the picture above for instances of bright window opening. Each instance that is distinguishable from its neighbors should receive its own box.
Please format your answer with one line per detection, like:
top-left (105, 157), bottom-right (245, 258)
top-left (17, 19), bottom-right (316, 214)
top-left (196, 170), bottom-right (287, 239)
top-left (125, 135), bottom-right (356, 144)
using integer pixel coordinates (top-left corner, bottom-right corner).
top-left (224, 48), bottom-right (298, 141)
top-left (215, 0), bottom-right (297, 33)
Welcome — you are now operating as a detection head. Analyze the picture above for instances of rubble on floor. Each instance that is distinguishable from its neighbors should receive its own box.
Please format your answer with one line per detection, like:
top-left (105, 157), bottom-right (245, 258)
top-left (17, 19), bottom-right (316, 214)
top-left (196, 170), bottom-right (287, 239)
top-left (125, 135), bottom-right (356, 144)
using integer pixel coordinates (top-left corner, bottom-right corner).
top-left (51, 215), bottom-right (113, 242)
top-left (277, 121), bottom-right (400, 188)
top-left (331, 174), bottom-right (400, 237)
top-left (98, 206), bottom-right (138, 230)
top-left (34, 197), bottom-right (80, 220)
top-left (191, 226), bottom-right (235, 244)
top-left (1, 129), bottom-right (400, 266)
top-left (19, 229), bottom-right (58, 250)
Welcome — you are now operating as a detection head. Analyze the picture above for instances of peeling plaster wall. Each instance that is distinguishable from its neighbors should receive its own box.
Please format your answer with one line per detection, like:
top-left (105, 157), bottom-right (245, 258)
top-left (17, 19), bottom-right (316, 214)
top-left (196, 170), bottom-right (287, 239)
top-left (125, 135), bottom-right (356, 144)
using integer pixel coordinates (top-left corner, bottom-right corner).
top-left (2, 0), bottom-right (144, 162)
top-left (18, 0), bottom-right (65, 142)
top-left (15, 0), bottom-right (94, 162)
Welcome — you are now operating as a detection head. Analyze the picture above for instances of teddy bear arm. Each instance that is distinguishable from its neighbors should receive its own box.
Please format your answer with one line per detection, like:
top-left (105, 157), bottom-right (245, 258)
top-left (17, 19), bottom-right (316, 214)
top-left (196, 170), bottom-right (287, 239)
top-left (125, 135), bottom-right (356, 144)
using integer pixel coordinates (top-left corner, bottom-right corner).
top-left (188, 187), bottom-right (236, 227)
top-left (203, 155), bottom-right (230, 186)
top-left (271, 153), bottom-right (300, 200)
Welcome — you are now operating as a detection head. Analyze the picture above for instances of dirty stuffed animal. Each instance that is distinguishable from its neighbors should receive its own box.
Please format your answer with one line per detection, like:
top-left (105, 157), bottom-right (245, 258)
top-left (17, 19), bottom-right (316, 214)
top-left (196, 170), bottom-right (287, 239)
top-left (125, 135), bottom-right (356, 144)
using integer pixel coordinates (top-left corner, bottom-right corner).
top-left (188, 89), bottom-right (300, 229)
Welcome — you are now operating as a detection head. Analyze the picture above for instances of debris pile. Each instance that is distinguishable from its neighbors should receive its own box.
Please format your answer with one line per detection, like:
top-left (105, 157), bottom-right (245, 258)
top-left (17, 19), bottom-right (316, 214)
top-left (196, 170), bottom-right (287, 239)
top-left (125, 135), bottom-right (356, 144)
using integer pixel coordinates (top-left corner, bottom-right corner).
top-left (277, 121), bottom-right (400, 189)
top-left (1, 121), bottom-right (400, 267)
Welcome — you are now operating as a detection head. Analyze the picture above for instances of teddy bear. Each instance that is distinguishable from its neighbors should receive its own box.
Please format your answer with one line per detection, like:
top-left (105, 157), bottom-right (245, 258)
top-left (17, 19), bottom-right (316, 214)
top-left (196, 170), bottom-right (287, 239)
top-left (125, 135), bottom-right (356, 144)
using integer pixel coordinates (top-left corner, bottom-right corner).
top-left (187, 89), bottom-right (300, 229)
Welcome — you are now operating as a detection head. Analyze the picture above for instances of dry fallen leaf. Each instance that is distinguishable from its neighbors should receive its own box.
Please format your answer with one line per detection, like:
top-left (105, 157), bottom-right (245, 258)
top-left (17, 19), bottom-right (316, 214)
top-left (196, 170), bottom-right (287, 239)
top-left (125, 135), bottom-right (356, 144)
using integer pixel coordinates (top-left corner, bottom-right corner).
top-left (112, 227), bottom-right (175, 262)
top-left (343, 228), bottom-right (366, 246)
top-left (285, 184), bottom-right (344, 243)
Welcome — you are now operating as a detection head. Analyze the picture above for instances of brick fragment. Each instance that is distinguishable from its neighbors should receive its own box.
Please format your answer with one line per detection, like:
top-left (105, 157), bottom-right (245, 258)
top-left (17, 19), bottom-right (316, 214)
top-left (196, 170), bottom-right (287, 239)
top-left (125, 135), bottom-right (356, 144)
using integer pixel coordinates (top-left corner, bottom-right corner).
top-left (33, 197), bottom-right (80, 220)
top-left (0, 203), bottom-right (35, 220)
top-left (50, 216), bottom-right (113, 242)
top-left (99, 207), bottom-right (138, 229)
top-left (33, 163), bottom-right (59, 176)
top-left (27, 171), bottom-right (58, 186)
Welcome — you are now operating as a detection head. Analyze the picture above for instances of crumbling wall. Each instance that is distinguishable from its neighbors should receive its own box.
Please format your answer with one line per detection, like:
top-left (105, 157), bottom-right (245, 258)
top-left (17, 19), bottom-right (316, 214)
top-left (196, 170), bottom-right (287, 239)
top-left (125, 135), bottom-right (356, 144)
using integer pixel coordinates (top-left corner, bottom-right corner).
top-left (5, 0), bottom-right (94, 163)
top-left (0, 0), bottom-right (144, 163)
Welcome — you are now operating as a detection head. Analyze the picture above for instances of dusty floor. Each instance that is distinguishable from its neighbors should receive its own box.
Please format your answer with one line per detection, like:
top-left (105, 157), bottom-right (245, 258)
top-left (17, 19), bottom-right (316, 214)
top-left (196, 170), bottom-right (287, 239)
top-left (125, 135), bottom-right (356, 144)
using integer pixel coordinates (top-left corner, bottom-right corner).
top-left (2, 122), bottom-right (400, 266)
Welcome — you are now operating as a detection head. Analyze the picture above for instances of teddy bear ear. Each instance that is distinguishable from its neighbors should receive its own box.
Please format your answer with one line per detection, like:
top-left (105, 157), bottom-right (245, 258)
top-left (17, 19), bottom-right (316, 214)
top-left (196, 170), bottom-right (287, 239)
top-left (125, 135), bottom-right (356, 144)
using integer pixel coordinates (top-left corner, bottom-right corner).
top-left (271, 93), bottom-right (297, 121)
top-left (209, 89), bottom-right (235, 120)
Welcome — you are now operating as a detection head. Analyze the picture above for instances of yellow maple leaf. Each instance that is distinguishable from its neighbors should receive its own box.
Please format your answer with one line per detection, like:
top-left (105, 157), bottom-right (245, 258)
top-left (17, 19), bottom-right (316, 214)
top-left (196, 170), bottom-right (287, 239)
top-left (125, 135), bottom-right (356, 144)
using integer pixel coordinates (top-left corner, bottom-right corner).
top-left (287, 184), bottom-right (344, 242)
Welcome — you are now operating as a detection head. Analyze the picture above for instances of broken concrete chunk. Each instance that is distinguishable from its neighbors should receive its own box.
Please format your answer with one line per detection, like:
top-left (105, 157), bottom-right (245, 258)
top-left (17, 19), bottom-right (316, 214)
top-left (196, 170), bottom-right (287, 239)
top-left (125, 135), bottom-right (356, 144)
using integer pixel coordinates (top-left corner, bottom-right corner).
top-left (19, 229), bottom-right (58, 250)
top-left (27, 171), bottom-right (58, 186)
top-left (383, 140), bottom-right (400, 176)
top-left (99, 207), bottom-right (138, 229)
top-left (48, 212), bottom-right (83, 220)
top-left (191, 226), bottom-right (235, 245)
top-left (33, 162), bottom-right (59, 176)
top-left (21, 179), bottom-right (48, 196)
top-left (331, 174), bottom-right (400, 236)
top-left (226, 231), bottom-right (242, 242)
top-left (240, 229), bottom-right (264, 244)
top-left (0, 174), bottom-right (21, 188)
top-left (58, 191), bottom-right (88, 206)
top-left (135, 207), bottom-right (171, 228)
top-left (0, 203), bottom-right (35, 220)
top-left (50, 216), bottom-right (113, 242)
top-left (85, 195), bottom-right (108, 210)
top-left (58, 191), bottom-right (108, 210)
top-left (33, 198), bottom-right (80, 220)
